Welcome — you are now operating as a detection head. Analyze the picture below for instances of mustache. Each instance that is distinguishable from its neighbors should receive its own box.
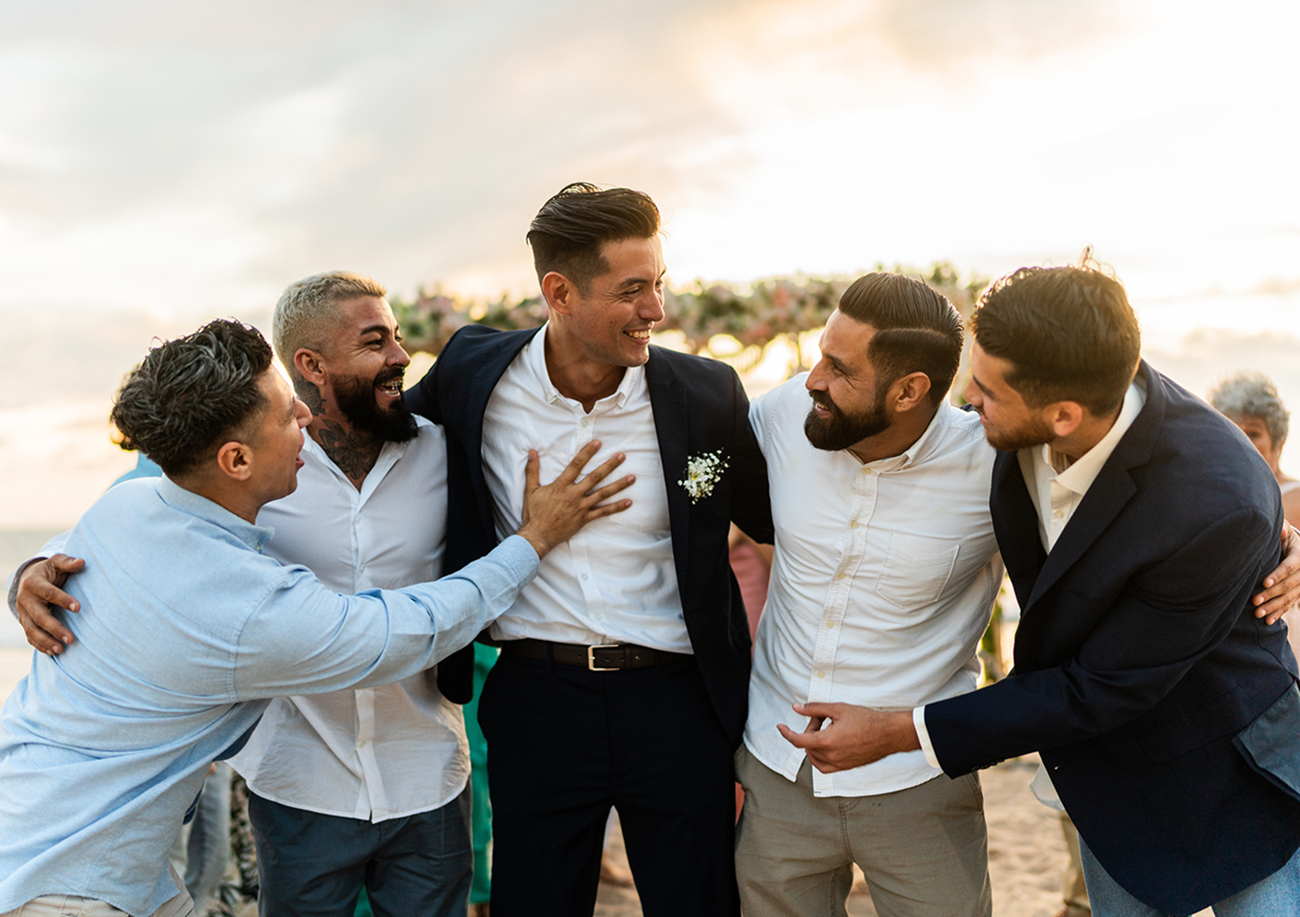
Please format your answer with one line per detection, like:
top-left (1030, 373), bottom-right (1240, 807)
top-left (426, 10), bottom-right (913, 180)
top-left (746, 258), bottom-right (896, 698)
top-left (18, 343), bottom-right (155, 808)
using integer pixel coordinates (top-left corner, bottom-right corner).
top-left (809, 390), bottom-right (838, 413)
top-left (376, 366), bottom-right (406, 386)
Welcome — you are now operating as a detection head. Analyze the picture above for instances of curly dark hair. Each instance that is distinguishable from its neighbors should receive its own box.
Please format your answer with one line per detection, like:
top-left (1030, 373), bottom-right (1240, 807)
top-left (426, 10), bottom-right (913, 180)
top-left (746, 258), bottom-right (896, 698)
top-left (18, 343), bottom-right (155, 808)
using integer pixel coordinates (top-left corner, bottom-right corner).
top-left (111, 320), bottom-right (274, 476)
top-left (526, 182), bottom-right (660, 292)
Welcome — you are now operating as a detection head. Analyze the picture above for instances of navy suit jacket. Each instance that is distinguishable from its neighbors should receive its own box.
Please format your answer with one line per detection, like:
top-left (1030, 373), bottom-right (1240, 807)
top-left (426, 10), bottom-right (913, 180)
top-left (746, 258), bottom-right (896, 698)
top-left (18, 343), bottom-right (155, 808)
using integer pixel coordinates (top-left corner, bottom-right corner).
top-left (405, 324), bottom-right (774, 746)
top-left (926, 362), bottom-right (1300, 914)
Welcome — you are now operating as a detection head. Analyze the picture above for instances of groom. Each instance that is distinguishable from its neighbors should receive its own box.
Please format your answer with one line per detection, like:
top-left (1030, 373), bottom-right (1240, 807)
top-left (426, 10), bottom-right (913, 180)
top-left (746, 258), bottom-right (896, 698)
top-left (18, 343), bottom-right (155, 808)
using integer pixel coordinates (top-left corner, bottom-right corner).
top-left (405, 183), bottom-right (773, 917)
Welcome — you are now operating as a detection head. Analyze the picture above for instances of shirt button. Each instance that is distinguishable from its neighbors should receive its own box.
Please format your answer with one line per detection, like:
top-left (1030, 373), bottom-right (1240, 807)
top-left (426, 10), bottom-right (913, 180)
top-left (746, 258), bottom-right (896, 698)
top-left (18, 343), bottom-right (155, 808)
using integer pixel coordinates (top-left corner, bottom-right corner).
top-left (581, 418), bottom-right (590, 427)
top-left (1052, 509), bottom-right (1064, 520)
top-left (850, 521), bottom-right (859, 529)
top-left (860, 467), bottom-right (872, 475)
top-left (581, 573), bottom-right (589, 581)
top-left (825, 620), bottom-right (835, 629)
top-left (357, 740), bottom-right (368, 748)
top-left (836, 573), bottom-right (846, 580)
top-left (815, 670), bottom-right (827, 679)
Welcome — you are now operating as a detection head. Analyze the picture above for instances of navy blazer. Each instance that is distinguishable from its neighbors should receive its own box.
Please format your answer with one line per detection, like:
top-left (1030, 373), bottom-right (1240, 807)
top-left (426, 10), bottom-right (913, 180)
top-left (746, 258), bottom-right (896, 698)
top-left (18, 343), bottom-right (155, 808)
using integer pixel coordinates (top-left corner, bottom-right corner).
top-left (405, 324), bottom-right (774, 746)
top-left (925, 362), bottom-right (1300, 914)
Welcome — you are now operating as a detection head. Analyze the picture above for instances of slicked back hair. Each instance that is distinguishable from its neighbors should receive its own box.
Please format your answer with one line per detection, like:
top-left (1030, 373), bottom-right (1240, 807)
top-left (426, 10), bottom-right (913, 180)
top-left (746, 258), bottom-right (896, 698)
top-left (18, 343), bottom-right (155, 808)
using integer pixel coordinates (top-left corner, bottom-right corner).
top-left (111, 320), bottom-right (274, 476)
top-left (273, 271), bottom-right (387, 383)
top-left (527, 182), bottom-right (661, 293)
top-left (838, 272), bottom-right (964, 407)
top-left (971, 263), bottom-right (1140, 416)
top-left (1209, 371), bottom-right (1290, 445)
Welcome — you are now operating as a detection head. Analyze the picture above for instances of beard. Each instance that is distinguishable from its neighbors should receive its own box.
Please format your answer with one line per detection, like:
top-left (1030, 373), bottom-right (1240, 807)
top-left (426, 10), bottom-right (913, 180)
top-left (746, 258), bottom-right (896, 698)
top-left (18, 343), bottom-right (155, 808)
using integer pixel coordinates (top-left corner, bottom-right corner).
top-left (980, 412), bottom-right (1056, 452)
top-left (804, 385), bottom-right (892, 452)
top-left (334, 367), bottom-right (419, 443)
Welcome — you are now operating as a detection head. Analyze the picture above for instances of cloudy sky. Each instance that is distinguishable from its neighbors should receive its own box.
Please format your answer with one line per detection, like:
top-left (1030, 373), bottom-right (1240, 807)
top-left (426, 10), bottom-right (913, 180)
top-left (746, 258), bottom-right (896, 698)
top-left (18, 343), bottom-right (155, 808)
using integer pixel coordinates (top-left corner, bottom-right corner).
top-left (2, 0), bottom-right (1298, 526)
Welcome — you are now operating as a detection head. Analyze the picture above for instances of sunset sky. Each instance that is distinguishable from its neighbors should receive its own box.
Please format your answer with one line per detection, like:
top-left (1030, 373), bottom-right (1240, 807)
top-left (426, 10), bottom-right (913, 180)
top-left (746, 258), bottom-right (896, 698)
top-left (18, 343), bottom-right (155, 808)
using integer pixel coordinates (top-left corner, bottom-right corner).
top-left (2, 0), bottom-right (1298, 526)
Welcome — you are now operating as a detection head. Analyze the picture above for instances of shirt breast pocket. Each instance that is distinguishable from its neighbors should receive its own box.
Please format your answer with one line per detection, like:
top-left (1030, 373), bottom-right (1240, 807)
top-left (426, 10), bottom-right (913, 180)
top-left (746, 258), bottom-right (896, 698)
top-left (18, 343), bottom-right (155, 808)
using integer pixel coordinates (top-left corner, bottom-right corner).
top-left (874, 533), bottom-right (960, 609)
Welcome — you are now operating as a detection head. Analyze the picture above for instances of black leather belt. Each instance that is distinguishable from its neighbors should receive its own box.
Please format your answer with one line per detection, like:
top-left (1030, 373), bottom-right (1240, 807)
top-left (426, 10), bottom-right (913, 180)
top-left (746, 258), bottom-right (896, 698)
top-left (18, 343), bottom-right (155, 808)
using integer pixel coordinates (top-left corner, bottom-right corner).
top-left (501, 638), bottom-right (692, 671)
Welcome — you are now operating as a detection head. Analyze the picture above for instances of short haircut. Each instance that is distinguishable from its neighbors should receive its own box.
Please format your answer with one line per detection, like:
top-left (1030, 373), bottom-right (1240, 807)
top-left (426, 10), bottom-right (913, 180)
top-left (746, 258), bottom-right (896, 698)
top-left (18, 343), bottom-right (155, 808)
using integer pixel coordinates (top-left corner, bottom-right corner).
top-left (1209, 371), bottom-right (1290, 444)
top-left (111, 320), bottom-right (274, 476)
top-left (837, 272), bottom-right (964, 407)
top-left (526, 182), bottom-right (660, 293)
top-left (273, 271), bottom-right (387, 382)
top-left (971, 261), bottom-right (1141, 415)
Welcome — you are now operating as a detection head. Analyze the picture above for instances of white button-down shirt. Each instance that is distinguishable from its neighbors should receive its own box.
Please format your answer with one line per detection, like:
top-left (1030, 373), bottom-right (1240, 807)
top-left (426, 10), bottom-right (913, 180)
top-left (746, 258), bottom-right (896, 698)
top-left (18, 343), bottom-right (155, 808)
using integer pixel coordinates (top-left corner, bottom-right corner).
top-left (479, 324), bottom-right (688, 653)
top-left (228, 417), bottom-right (466, 822)
top-left (1018, 379), bottom-right (1145, 808)
top-left (746, 376), bottom-right (1002, 797)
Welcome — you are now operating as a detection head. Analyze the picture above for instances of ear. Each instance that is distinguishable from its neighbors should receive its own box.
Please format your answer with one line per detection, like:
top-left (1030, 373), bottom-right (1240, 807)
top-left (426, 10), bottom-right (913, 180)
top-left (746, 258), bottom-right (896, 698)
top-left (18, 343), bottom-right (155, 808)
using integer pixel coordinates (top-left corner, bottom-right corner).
top-left (1044, 401), bottom-right (1085, 439)
top-left (214, 440), bottom-right (254, 483)
top-left (541, 272), bottom-right (575, 315)
top-left (293, 348), bottom-right (327, 386)
top-left (889, 372), bottom-right (933, 414)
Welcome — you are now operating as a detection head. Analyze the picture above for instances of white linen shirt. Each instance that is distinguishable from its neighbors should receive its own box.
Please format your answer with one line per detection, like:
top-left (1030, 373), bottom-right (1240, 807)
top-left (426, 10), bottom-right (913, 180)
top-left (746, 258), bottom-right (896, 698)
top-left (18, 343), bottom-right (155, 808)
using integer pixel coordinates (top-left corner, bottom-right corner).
top-left (479, 324), bottom-right (689, 653)
top-left (228, 416), bottom-right (466, 822)
top-left (746, 375), bottom-right (1002, 797)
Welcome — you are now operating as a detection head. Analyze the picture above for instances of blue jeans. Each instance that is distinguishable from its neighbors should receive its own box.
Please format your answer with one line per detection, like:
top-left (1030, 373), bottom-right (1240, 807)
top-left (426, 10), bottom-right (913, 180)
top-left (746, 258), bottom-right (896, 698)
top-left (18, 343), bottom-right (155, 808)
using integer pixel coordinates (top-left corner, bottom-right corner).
top-left (1080, 836), bottom-right (1300, 916)
top-left (249, 788), bottom-right (472, 917)
top-left (169, 763), bottom-right (231, 914)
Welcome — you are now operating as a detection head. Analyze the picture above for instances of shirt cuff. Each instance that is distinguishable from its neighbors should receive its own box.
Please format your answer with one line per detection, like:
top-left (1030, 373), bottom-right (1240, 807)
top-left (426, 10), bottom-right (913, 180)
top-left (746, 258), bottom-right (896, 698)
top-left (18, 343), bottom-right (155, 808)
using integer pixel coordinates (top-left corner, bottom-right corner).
top-left (913, 706), bottom-right (941, 770)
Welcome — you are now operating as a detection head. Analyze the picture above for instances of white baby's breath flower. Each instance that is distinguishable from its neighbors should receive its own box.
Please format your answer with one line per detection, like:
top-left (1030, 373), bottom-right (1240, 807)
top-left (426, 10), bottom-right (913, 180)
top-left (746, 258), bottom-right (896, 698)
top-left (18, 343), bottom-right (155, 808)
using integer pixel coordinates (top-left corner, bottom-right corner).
top-left (679, 450), bottom-right (729, 504)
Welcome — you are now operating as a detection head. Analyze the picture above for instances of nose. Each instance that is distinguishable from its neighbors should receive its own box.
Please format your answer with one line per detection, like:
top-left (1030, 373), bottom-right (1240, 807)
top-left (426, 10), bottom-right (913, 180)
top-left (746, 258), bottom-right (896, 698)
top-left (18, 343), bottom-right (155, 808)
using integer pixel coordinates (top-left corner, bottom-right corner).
top-left (387, 338), bottom-right (410, 367)
top-left (806, 358), bottom-right (829, 393)
top-left (294, 398), bottom-right (311, 428)
top-left (961, 376), bottom-right (981, 408)
top-left (640, 288), bottom-right (665, 324)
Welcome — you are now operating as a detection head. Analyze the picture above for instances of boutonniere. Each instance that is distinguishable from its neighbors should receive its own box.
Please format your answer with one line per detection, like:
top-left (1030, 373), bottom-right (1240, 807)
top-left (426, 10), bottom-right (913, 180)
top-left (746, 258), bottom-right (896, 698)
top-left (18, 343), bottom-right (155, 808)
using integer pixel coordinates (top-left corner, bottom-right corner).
top-left (679, 450), bottom-right (729, 504)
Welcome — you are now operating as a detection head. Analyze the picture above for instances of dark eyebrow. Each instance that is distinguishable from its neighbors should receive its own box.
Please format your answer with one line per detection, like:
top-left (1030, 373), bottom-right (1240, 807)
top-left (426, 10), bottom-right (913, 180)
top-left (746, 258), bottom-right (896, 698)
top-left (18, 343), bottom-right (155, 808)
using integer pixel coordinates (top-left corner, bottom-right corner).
top-left (359, 324), bottom-right (390, 338)
top-left (824, 353), bottom-right (850, 375)
top-left (619, 268), bottom-right (667, 288)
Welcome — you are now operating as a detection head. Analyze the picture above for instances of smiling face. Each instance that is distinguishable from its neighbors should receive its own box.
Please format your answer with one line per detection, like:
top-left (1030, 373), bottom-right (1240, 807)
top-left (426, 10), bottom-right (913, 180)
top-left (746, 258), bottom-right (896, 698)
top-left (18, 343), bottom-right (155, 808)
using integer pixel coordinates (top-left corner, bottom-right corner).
top-left (318, 295), bottom-right (417, 441)
top-left (558, 235), bottom-right (666, 370)
top-left (803, 311), bottom-right (892, 451)
top-left (963, 342), bottom-right (1056, 451)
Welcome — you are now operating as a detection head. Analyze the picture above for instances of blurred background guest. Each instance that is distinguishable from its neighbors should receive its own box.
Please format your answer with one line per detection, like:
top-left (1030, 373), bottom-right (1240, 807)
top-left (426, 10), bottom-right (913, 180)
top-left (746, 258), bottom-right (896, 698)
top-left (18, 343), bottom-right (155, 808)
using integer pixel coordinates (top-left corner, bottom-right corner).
top-left (1209, 371), bottom-right (1300, 660)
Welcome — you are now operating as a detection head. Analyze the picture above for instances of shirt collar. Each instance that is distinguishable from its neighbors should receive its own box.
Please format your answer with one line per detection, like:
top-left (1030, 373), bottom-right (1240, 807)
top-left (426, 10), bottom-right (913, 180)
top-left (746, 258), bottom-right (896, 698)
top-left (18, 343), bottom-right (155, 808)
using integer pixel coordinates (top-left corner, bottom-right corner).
top-left (156, 474), bottom-right (275, 551)
top-left (1044, 375), bottom-right (1147, 497)
top-left (859, 399), bottom-right (955, 472)
top-left (524, 322), bottom-right (642, 411)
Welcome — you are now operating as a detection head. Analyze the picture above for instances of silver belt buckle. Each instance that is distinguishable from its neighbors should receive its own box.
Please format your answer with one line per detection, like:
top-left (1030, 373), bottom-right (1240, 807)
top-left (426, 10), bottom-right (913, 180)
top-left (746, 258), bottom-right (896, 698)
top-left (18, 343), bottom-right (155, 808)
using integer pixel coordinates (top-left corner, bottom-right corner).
top-left (587, 643), bottom-right (621, 671)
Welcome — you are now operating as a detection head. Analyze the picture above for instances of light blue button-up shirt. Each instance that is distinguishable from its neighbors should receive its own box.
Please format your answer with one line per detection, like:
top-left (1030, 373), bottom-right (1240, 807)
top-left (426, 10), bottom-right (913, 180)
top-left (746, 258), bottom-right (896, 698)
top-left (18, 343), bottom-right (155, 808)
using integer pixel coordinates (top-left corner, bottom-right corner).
top-left (0, 475), bottom-right (537, 916)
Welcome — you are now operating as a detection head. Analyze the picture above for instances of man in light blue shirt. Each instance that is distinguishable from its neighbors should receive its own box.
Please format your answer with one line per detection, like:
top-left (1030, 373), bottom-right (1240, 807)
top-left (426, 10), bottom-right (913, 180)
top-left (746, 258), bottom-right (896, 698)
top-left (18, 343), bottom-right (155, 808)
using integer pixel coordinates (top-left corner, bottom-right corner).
top-left (0, 319), bottom-right (632, 917)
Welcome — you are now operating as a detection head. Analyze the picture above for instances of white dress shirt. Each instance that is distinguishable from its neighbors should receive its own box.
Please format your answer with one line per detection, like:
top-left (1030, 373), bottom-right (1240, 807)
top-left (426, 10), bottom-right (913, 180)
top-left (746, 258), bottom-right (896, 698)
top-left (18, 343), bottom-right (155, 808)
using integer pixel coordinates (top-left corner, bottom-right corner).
top-left (479, 324), bottom-right (689, 653)
top-left (228, 416), bottom-right (467, 822)
top-left (914, 379), bottom-right (1146, 805)
top-left (746, 376), bottom-right (1002, 797)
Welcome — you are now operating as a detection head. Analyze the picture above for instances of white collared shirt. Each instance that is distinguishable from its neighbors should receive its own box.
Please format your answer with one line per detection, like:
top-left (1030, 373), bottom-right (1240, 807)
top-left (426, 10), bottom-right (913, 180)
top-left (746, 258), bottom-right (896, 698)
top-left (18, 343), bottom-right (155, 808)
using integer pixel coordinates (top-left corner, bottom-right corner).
top-left (228, 417), bottom-right (466, 822)
top-left (747, 376), bottom-right (1002, 797)
top-left (479, 324), bottom-right (689, 652)
top-left (913, 379), bottom-right (1146, 801)
top-left (1019, 378), bottom-right (1146, 808)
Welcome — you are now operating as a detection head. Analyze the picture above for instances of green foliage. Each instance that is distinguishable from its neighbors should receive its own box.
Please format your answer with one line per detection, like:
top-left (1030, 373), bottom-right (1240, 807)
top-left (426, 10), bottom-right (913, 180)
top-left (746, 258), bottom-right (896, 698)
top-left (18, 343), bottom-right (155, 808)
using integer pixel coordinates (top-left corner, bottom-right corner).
top-left (390, 262), bottom-right (988, 366)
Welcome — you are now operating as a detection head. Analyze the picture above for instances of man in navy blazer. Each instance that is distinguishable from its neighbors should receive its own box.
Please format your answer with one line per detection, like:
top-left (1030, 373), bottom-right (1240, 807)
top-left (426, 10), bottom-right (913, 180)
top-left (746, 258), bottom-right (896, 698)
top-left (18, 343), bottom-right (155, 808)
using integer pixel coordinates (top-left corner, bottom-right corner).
top-left (783, 262), bottom-right (1300, 915)
top-left (405, 184), bottom-right (772, 916)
